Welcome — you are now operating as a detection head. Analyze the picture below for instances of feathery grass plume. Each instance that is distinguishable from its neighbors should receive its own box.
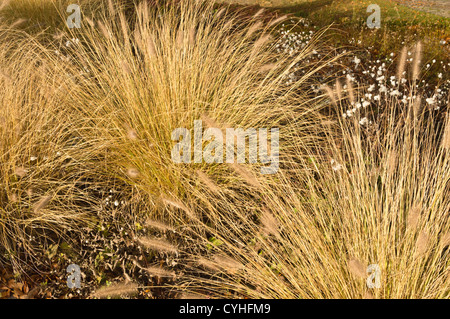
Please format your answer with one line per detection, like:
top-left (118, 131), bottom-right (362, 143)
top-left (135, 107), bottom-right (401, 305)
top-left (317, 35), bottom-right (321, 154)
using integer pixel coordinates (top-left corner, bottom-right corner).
top-left (441, 232), bottom-right (450, 247)
top-left (347, 257), bottom-right (366, 278)
top-left (195, 257), bottom-right (222, 272)
top-left (253, 33), bottom-right (272, 51)
top-left (14, 166), bottom-right (27, 178)
top-left (253, 8), bottom-right (265, 19)
top-left (335, 79), bottom-right (343, 102)
top-left (126, 167), bottom-right (140, 179)
top-left (97, 21), bottom-right (111, 39)
top-left (196, 170), bottom-right (220, 194)
top-left (412, 41), bottom-right (422, 82)
top-left (10, 18), bottom-right (26, 28)
top-left (161, 195), bottom-right (197, 220)
top-left (442, 113), bottom-right (450, 150)
top-left (85, 17), bottom-right (95, 28)
top-left (107, 0), bottom-right (116, 17)
top-left (215, 7), bottom-right (226, 19)
top-left (397, 46), bottom-right (408, 80)
top-left (322, 84), bottom-right (337, 107)
top-left (415, 232), bottom-right (429, 256)
top-left (346, 76), bottom-right (355, 106)
top-left (178, 292), bottom-right (208, 299)
top-left (145, 266), bottom-right (176, 278)
top-left (176, 27), bottom-right (184, 49)
top-left (407, 204), bottom-right (421, 229)
top-left (200, 113), bottom-right (226, 131)
top-left (33, 196), bottom-right (52, 214)
top-left (247, 21), bottom-right (262, 37)
top-left (363, 291), bottom-right (374, 299)
top-left (188, 25), bottom-right (196, 47)
top-left (230, 163), bottom-right (260, 188)
top-left (9, 193), bottom-right (18, 203)
top-left (0, 0), bottom-right (10, 11)
top-left (259, 63), bottom-right (277, 73)
top-left (213, 254), bottom-right (243, 273)
top-left (144, 218), bottom-right (175, 232)
top-left (119, 11), bottom-right (129, 43)
top-left (137, 237), bottom-right (178, 254)
top-left (268, 14), bottom-right (287, 27)
top-left (386, 149), bottom-right (398, 175)
top-left (120, 59), bottom-right (131, 75)
top-left (91, 281), bottom-right (138, 299)
top-left (260, 207), bottom-right (279, 236)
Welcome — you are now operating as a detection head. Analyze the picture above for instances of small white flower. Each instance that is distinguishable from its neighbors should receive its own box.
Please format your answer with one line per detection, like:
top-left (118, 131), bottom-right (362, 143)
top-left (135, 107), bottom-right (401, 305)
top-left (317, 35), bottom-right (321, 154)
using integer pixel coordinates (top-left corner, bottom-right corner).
top-left (438, 73), bottom-right (442, 79)
top-left (359, 117), bottom-right (369, 126)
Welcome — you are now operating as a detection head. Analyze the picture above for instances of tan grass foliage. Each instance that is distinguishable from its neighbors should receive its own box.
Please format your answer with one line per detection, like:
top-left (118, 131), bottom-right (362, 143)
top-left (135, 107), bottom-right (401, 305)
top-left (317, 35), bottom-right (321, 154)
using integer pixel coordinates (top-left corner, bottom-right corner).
top-left (0, 0), bottom-right (448, 300)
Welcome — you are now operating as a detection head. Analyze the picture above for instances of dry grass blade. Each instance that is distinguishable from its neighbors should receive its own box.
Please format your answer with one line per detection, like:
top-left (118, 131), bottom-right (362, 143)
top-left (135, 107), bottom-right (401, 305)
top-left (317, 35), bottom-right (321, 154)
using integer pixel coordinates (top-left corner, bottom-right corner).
top-left (196, 170), bottom-right (220, 194)
top-left (33, 196), bottom-right (52, 214)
